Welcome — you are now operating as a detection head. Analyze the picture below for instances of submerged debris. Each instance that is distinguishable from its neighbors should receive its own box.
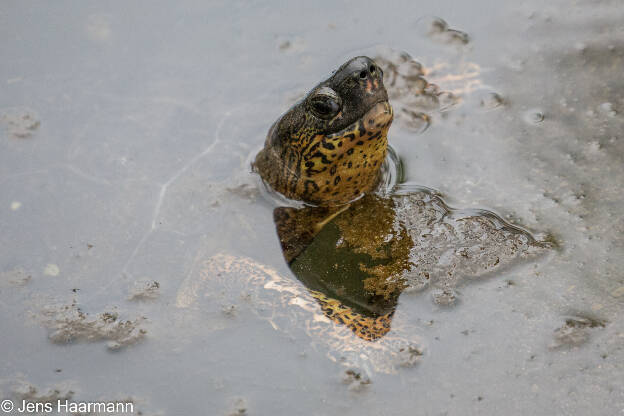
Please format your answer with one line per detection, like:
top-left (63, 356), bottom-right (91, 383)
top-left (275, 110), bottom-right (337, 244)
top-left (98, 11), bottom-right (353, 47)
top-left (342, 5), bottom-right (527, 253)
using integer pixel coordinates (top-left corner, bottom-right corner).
top-left (5, 380), bottom-right (161, 416)
top-left (396, 344), bottom-right (424, 367)
top-left (0, 108), bottom-right (40, 138)
top-left (611, 286), bottom-right (624, 298)
top-left (479, 92), bottom-right (506, 110)
top-left (550, 315), bottom-right (606, 349)
top-left (127, 279), bottom-right (160, 301)
top-left (431, 288), bottom-right (458, 306)
top-left (40, 301), bottom-right (147, 350)
top-left (10, 380), bottom-right (75, 403)
top-left (342, 368), bottom-right (372, 391)
top-left (0, 267), bottom-right (32, 286)
top-left (221, 304), bottom-right (237, 317)
top-left (227, 397), bottom-right (248, 416)
top-left (276, 36), bottom-right (305, 54)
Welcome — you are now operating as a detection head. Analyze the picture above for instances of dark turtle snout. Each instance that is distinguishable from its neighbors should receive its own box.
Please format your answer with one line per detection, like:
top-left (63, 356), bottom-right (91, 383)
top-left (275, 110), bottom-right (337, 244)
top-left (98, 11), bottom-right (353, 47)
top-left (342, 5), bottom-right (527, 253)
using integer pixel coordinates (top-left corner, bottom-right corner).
top-left (344, 56), bottom-right (382, 82)
top-left (318, 56), bottom-right (388, 127)
top-left (331, 56), bottom-right (386, 96)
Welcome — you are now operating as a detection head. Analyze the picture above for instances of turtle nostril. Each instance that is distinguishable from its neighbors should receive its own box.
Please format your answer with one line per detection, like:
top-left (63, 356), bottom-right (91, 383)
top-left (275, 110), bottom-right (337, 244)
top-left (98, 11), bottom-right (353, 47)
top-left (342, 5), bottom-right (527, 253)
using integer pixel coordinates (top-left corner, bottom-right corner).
top-left (369, 64), bottom-right (376, 74)
top-left (359, 70), bottom-right (367, 79)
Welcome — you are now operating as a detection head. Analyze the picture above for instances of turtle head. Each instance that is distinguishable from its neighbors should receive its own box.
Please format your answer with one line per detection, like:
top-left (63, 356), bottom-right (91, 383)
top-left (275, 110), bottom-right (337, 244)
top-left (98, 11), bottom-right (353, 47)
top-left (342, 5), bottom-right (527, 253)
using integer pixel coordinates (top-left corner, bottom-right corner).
top-left (254, 56), bottom-right (393, 206)
top-left (300, 56), bottom-right (390, 135)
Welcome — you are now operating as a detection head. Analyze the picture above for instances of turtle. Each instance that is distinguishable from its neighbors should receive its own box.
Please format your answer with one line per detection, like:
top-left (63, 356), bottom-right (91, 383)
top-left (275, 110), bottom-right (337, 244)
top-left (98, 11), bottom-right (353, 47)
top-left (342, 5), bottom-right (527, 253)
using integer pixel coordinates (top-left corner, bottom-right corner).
top-left (176, 54), bottom-right (547, 374)
top-left (252, 56), bottom-right (547, 342)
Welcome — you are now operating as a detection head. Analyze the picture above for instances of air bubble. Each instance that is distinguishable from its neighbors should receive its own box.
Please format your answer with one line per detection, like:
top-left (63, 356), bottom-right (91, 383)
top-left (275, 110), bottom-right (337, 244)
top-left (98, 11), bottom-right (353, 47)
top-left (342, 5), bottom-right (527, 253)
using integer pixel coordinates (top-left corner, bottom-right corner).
top-left (523, 109), bottom-right (544, 124)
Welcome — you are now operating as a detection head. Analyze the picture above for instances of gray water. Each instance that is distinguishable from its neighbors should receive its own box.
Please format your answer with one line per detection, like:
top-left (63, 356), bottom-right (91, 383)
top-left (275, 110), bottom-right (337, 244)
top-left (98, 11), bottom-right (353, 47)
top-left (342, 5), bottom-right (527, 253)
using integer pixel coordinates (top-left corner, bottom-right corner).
top-left (1, 1), bottom-right (623, 415)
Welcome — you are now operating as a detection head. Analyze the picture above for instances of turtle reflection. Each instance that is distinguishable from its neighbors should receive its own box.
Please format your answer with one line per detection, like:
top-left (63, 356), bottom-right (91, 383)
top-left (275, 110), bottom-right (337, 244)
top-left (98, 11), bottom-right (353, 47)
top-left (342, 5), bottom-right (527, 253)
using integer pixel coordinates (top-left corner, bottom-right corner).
top-left (274, 194), bottom-right (410, 341)
top-left (273, 187), bottom-right (543, 341)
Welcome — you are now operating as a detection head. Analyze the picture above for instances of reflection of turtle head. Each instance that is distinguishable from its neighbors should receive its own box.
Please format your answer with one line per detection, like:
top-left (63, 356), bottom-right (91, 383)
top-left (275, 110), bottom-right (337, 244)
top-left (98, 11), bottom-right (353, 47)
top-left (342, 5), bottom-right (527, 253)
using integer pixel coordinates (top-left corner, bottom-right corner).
top-left (254, 56), bottom-right (393, 206)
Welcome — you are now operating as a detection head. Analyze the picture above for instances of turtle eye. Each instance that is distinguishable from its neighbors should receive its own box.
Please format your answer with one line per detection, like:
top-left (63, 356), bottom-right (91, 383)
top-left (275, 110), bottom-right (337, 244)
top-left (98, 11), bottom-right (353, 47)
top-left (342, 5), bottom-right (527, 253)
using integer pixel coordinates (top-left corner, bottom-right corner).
top-left (311, 97), bottom-right (340, 118)
top-left (309, 88), bottom-right (342, 120)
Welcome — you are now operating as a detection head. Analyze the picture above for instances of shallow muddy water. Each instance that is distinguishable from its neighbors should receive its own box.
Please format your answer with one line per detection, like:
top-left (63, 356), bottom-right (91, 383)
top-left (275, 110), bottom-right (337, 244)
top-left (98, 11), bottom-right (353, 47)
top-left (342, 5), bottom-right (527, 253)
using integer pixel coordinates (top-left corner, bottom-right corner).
top-left (1, 1), bottom-right (623, 415)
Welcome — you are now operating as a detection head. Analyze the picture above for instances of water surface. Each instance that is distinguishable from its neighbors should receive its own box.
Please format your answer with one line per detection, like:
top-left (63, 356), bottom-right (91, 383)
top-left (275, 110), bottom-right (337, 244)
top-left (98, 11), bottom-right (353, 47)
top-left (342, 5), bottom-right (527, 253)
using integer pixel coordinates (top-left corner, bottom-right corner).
top-left (1, 1), bottom-right (623, 415)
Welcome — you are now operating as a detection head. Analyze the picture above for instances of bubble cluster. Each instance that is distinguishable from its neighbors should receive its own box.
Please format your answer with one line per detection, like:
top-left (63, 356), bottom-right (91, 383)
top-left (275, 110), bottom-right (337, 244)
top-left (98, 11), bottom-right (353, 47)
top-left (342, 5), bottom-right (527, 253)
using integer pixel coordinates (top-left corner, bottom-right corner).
top-left (373, 48), bottom-right (462, 132)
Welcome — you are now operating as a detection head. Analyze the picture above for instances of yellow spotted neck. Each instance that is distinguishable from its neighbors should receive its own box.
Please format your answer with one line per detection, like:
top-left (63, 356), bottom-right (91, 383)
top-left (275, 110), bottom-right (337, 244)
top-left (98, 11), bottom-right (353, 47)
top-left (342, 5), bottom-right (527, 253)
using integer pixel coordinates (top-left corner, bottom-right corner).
top-left (255, 102), bottom-right (393, 206)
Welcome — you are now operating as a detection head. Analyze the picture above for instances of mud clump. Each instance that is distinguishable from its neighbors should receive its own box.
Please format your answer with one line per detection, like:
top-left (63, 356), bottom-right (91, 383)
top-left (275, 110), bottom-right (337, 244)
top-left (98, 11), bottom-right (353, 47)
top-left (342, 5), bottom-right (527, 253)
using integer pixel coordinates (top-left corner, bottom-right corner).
top-left (127, 279), bottom-right (160, 301)
top-left (39, 301), bottom-right (147, 350)
top-left (5, 380), bottom-right (161, 416)
top-left (0, 267), bottom-right (32, 286)
top-left (342, 368), bottom-right (372, 391)
top-left (479, 92), bottom-right (506, 110)
top-left (227, 397), bottom-right (248, 416)
top-left (431, 288), bottom-right (458, 306)
top-left (396, 344), bottom-right (424, 367)
top-left (550, 315), bottom-right (606, 349)
top-left (0, 108), bottom-right (40, 138)
top-left (220, 304), bottom-right (237, 317)
top-left (10, 380), bottom-right (75, 403)
top-left (225, 180), bottom-right (261, 201)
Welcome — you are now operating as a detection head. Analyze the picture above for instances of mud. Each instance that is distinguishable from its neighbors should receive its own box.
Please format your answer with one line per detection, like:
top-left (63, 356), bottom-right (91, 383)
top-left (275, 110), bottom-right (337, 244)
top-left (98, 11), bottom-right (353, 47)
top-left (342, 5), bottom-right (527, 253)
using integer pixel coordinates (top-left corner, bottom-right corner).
top-left (39, 301), bottom-right (147, 350)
